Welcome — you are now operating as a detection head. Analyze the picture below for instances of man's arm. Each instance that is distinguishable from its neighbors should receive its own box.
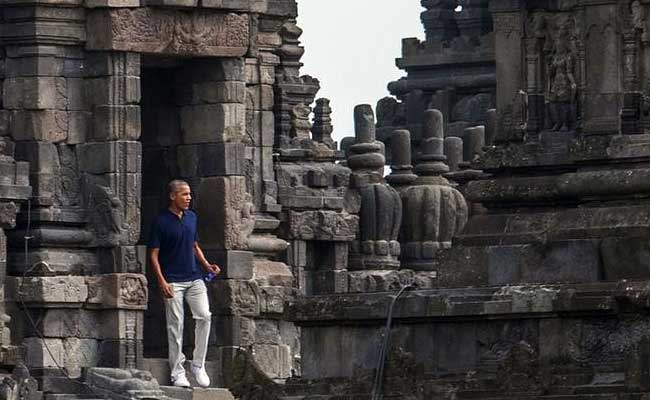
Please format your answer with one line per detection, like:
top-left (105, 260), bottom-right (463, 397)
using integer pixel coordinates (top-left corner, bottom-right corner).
top-left (149, 248), bottom-right (174, 299)
top-left (193, 242), bottom-right (221, 275)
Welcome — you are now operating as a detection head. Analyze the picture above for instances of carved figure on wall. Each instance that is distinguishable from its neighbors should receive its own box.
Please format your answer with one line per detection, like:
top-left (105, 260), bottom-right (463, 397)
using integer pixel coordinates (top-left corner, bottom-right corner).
top-left (632, 1), bottom-right (645, 32)
top-left (546, 32), bottom-right (577, 132)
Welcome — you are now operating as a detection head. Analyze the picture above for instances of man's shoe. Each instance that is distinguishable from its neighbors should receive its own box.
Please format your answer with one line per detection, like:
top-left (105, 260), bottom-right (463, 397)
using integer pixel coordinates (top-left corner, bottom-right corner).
top-left (191, 364), bottom-right (210, 387)
top-left (172, 374), bottom-right (191, 388)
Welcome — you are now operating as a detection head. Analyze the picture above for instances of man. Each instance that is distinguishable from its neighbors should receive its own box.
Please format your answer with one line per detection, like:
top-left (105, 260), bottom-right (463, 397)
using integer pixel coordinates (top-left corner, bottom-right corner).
top-left (148, 180), bottom-right (221, 388)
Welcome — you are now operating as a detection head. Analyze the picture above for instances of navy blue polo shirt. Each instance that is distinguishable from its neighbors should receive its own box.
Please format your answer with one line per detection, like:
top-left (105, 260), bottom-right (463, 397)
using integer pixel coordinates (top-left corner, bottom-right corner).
top-left (147, 209), bottom-right (202, 283)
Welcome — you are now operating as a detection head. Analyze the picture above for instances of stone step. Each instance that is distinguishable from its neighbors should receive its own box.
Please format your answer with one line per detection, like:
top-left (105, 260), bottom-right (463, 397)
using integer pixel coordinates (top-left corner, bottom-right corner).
top-left (141, 358), bottom-right (221, 388)
top-left (161, 386), bottom-right (235, 400)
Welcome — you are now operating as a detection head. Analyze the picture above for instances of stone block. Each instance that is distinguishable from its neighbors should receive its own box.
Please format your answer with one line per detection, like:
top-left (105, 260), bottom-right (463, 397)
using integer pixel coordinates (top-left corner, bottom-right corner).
top-left (253, 319), bottom-right (280, 344)
top-left (0, 110), bottom-right (10, 136)
top-left (196, 176), bottom-right (254, 251)
top-left (246, 84), bottom-right (273, 111)
top-left (78, 140), bottom-right (141, 174)
top-left (11, 275), bottom-right (88, 305)
top-left (4, 77), bottom-right (67, 110)
top-left (253, 260), bottom-right (293, 286)
top-left (11, 110), bottom-right (68, 142)
top-left (25, 337), bottom-right (98, 378)
top-left (67, 111), bottom-right (90, 144)
top-left (194, 81), bottom-right (245, 104)
top-left (26, 309), bottom-right (98, 338)
top-left (251, 344), bottom-right (291, 379)
top-left (86, 76), bottom-right (141, 107)
top-left (180, 104), bottom-right (245, 144)
top-left (311, 270), bottom-right (348, 295)
top-left (160, 386), bottom-right (234, 400)
top-left (210, 279), bottom-right (260, 316)
top-left (203, 250), bottom-right (253, 280)
top-left (85, 273), bottom-right (148, 310)
top-left (66, 77), bottom-right (85, 111)
top-left (601, 237), bottom-right (650, 281)
top-left (96, 338), bottom-right (143, 369)
top-left (244, 60), bottom-right (274, 85)
top-left (97, 245), bottom-right (146, 274)
top-left (259, 285), bottom-right (290, 314)
top-left (177, 142), bottom-right (244, 177)
top-left (85, 52), bottom-right (140, 78)
top-left (5, 56), bottom-right (64, 77)
top-left (99, 310), bottom-right (144, 340)
top-left (91, 105), bottom-right (141, 141)
top-left (211, 315), bottom-right (252, 347)
top-left (85, 0), bottom-right (140, 6)
top-left (246, 111), bottom-right (274, 146)
top-left (183, 58), bottom-right (245, 82)
top-left (144, 0), bottom-right (195, 5)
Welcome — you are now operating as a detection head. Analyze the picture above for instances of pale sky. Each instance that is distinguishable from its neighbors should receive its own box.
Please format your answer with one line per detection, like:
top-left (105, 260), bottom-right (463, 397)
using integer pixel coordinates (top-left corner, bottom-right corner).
top-left (297, 1), bottom-right (424, 144)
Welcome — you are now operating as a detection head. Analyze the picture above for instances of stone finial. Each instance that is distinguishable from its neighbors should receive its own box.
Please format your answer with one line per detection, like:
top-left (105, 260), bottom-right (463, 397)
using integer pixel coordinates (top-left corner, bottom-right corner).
top-left (444, 136), bottom-right (463, 172)
top-left (290, 103), bottom-right (312, 140)
top-left (415, 109), bottom-right (449, 179)
top-left (462, 125), bottom-right (485, 163)
top-left (400, 109), bottom-right (469, 268)
top-left (386, 129), bottom-right (418, 188)
top-left (353, 104), bottom-right (376, 144)
top-left (347, 105), bottom-right (385, 174)
top-left (312, 98), bottom-right (335, 149)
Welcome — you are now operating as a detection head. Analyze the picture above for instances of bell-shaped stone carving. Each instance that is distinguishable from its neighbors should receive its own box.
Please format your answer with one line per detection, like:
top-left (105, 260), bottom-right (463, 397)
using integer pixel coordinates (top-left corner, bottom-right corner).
top-left (401, 109), bottom-right (468, 269)
top-left (347, 104), bottom-right (402, 270)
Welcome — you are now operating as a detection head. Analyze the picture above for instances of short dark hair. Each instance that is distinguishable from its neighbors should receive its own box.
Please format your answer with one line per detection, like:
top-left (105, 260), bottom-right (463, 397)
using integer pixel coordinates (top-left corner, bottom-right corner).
top-left (167, 179), bottom-right (190, 196)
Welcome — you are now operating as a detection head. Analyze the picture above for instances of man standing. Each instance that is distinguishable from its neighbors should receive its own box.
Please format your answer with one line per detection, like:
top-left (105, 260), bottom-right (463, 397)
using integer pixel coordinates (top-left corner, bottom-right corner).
top-left (148, 180), bottom-right (221, 388)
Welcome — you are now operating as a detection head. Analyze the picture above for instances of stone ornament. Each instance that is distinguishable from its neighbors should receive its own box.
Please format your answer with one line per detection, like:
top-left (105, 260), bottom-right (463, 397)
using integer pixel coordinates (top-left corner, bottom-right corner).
top-left (401, 110), bottom-right (468, 269)
top-left (86, 9), bottom-right (249, 57)
top-left (347, 105), bottom-right (402, 270)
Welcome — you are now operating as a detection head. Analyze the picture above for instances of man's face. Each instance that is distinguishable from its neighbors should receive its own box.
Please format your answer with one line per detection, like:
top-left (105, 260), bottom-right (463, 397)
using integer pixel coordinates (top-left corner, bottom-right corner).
top-left (170, 184), bottom-right (192, 210)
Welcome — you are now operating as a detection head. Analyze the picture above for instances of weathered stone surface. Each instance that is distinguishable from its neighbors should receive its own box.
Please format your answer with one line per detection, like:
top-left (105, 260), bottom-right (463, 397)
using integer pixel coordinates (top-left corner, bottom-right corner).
top-left (78, 141), bottom-right (141, 174)
top-left (196, 176), bottom-right (255, 251)
top-left (86, 9), bottom-right (249, 57)
top-left (177, 142), bottom-right (244, 177)
top-left (210, 279), bottom-right (260, 316)
top-left (12, 276), bottom-right (88, 305)
top-left (203, 250), bottom-right (253, 280)
top-left (180, 104), bottom-right (245, 144)
top-left (25, 337), bottom-right (99, 378)
top-left (91, 105), bottom-right (141, 141)
top-left (11, 110), bottom-right (68, 142)
top-left (86, 273), bottom-right (148, 310)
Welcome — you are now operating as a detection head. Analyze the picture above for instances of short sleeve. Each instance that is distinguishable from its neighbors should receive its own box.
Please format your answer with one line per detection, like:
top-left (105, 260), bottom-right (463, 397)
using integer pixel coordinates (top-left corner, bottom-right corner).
top-left (147, 218), bottom-right (161, 249)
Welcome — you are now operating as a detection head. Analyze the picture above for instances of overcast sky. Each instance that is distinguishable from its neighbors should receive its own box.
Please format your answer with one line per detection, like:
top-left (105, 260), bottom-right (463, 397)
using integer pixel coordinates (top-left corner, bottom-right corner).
top-left (297, 1), bottom-right (424, 144)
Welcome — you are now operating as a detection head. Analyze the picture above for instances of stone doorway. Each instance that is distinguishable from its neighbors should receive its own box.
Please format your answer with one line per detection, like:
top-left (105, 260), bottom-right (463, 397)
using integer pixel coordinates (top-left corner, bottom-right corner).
top-left (137, 55), bottom-right (248, 383)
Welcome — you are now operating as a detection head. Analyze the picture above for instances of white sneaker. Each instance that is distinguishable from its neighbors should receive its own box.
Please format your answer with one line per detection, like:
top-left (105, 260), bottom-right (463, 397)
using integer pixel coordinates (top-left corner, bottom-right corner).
top-left (172, 374), bottom-right (191, 388)
top-left (191, 364), bottom-right (210, 387)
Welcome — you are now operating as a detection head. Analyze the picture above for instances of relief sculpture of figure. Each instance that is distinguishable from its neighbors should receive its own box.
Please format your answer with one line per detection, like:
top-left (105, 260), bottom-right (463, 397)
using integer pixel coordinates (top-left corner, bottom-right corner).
top-left (546, 33), bottom-right (577, 132)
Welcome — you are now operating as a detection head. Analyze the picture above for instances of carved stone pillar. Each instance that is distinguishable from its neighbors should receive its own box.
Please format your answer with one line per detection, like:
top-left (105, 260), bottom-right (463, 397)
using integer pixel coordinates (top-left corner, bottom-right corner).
top-left (347, 105), bottom-right (402, 270)
top-left (386, 129), bottom-right (417, 194)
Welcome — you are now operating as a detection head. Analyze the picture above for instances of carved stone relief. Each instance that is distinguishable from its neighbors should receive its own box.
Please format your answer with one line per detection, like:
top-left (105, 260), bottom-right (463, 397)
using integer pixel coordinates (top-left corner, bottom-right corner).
top-left (87, 9), bottom-right (249, 57)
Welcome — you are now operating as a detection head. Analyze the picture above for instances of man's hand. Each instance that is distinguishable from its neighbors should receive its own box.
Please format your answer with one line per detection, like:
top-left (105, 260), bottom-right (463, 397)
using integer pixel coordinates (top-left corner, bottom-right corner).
top-left (206, 264), bottom-right (221, 275)
top-left (159, 281), bottom-right (174, 299)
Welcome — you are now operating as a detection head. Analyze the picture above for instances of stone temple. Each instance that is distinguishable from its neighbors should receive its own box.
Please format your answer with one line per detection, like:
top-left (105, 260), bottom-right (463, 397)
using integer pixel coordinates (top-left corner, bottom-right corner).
top-left (0, 0), bottom-right (650, 398)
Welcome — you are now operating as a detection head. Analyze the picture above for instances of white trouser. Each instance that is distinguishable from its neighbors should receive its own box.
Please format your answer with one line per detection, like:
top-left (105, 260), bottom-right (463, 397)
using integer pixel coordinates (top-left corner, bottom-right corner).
top-left (164, 279), bottom-right (211, 380)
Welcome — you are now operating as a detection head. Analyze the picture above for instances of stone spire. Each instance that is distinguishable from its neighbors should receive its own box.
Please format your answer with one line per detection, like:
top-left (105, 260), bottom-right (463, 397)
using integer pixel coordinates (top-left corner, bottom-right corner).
top-left (386, 129), bottom-right (418, 192)
top-left (346, 105), bottom-right (402, 270)
top-left (312, 98), bottom-right (335, 149)
top-left (401, 110), bottom-right (468, 269)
